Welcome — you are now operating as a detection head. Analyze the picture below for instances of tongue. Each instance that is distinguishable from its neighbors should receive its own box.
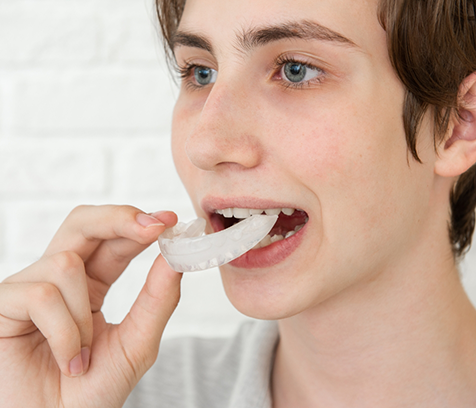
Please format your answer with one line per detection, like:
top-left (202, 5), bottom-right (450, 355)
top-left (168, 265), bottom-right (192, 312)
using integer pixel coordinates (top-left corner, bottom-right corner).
top-left (269, 210), bottom-right (307, 236)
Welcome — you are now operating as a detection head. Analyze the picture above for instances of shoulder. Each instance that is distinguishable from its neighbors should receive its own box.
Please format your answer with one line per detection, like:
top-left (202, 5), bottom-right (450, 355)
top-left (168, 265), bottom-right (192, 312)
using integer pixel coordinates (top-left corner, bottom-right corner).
top-left (125, 320), bottom-right (279, 408)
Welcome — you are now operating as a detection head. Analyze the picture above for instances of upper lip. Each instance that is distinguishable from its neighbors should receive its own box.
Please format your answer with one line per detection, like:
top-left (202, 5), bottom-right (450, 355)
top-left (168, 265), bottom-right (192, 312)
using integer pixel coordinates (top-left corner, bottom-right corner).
top-left (200, 196), bottom-right (306, 215)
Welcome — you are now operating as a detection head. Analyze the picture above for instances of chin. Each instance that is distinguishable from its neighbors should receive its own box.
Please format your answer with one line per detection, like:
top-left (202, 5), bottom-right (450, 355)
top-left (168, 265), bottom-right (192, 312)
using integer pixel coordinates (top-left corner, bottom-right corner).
top-left (218, 263), bottom-right (313, 321)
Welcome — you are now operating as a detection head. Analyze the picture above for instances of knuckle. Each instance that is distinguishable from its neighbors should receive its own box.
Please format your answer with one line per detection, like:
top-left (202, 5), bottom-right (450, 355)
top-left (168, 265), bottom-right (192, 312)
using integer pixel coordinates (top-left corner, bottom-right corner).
top-left (69, 204), bottom-right (91, 219)
top-left (76, 314), bottom-right (93, 335)
top-left (50, 251), bottom-right (84, 276)
top-left (109, 205), bottom-right (125, 220)
top-left (55, 321), bottom-right (81, 345)
top-left (29, 282), bottom-right (61, 305)
top-left (111, 204), bottom-right (138, 219)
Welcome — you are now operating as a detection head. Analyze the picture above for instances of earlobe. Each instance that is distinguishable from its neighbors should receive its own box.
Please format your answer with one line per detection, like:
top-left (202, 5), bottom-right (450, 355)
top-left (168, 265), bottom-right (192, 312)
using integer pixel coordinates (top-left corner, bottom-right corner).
top-left (435, 73), bottom-right (476, 178)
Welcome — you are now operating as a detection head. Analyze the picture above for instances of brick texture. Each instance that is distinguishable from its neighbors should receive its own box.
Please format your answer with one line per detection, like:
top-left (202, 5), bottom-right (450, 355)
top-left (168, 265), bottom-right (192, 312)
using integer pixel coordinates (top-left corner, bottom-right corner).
top-left (0, 0), bottom-right (250, 338)
top-left (1, 0), bottom-right (475, 339)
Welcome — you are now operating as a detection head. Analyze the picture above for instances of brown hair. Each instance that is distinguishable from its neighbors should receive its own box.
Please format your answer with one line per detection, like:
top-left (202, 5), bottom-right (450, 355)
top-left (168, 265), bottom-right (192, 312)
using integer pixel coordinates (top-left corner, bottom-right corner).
top-left (155, 0), bottom-right (476, 258)
top-left (379, 0), bottom-right (476, 258)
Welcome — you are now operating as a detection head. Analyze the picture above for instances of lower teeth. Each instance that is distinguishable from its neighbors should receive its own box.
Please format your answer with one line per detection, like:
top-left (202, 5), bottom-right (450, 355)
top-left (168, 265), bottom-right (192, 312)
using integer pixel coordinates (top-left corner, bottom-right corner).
top-left (252, 223), bottom-right (304, 249)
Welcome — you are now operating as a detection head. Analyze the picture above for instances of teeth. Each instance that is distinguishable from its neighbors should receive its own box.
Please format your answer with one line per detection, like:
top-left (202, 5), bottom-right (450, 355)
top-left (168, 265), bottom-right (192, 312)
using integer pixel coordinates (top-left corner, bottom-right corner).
top-left (270, 234), bottom-right (284, 243)
top-left (222, 208), bottom-right (233, 218)
top-left (285, 230), bottom-right (296, 238)
top-left (216, 207), bottom-right (299, 218)
top-left (282, 208), bottom-right (295, 216)
top-left (251, 229), bottom-right (300, 249)
top-left (214, 208), bottom-right (307, 249)
top-left (233, 208), bottom-right (250, 219)
top-left (260, 235), bottom-right (272, 247)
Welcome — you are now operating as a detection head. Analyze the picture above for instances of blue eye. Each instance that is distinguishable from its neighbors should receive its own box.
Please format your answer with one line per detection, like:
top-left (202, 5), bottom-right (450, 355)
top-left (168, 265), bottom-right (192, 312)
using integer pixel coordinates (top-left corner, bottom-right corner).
top-left (282, 62), bottom-right (321, 84)
top-left (194, 66), bottom-right (217, 86)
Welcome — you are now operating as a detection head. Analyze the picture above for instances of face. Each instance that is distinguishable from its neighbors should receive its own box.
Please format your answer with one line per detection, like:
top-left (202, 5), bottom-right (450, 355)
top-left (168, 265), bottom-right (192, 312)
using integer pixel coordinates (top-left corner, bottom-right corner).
top-left (171, 0), bottom-right (438, 319)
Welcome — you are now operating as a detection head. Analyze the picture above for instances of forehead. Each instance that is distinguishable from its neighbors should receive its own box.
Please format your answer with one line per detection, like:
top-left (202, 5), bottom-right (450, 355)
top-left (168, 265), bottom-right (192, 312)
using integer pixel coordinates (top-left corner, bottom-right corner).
top-left (178, 0), bottom-right (383, 54)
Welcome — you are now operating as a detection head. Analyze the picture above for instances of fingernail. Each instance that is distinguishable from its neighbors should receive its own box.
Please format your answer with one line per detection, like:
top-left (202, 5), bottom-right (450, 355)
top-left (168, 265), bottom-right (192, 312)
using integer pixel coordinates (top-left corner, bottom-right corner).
top-left (70, 353), bottom-right (83, 377)
top-left (136, 213), bottom-right (165, 228)
top-left (81, 347), bottom-right (90, 373)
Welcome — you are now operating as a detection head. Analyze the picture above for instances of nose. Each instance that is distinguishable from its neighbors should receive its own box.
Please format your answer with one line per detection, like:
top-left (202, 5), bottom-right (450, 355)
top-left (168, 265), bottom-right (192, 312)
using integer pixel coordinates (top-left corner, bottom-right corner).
top-left (185, 81), bottom-right (263, 171)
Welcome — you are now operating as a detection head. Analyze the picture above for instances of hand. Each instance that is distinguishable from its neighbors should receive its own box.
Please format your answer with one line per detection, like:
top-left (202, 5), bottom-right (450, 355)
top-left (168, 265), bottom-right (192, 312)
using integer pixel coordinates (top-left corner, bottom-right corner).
top-left (0, 205), bottom-right (182, 408)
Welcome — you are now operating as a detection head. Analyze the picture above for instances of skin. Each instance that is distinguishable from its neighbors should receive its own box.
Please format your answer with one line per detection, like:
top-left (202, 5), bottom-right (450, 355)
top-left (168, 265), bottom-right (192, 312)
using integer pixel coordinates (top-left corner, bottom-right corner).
top-left (0, 206), bottom-right (182, 407)
top-left (2, 0), bottom-right (476, 407)
top-left (172, 0), bottom-right (476, 406)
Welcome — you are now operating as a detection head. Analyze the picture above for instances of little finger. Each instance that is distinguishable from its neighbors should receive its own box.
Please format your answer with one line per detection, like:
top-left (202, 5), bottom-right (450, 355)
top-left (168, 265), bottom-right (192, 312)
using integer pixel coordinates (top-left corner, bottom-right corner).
top-left (4, 252), bottom-right (93, 370)
top-left (0, 282), bottom-right (86, 377)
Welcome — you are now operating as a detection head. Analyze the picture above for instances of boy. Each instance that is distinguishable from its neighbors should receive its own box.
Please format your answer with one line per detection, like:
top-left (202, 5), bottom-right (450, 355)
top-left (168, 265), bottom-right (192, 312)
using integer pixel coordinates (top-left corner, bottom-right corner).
top-left (1, 0), bottom-right (476, 407)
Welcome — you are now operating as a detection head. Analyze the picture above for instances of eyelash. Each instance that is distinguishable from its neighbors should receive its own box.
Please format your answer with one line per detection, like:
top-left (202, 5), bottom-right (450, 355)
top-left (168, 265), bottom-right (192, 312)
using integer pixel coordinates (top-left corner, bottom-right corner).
top-left (176, 63), bottom-right (205, 91)
top-left (176, 56), bottom-right (325, 91)
top-left (273, 55), bottom-right (325, 90)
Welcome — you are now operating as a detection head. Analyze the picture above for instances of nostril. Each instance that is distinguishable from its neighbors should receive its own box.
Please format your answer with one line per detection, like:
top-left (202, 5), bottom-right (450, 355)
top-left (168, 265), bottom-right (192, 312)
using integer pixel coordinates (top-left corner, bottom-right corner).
top-left (185, 135), bottom-right (221, 171)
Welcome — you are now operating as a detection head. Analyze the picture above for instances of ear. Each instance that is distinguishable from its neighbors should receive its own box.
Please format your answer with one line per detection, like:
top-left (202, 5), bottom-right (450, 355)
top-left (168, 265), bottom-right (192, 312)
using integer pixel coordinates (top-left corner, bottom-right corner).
top-left (435, 72), bottom-right (476, 178)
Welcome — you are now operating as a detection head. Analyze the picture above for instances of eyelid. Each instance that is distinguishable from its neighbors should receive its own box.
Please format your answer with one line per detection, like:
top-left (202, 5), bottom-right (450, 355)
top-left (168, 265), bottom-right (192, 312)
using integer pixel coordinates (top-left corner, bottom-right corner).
top-left (175, 58), bottom-right (218, 90)
top-left (272, 51), bottom-right (331, 72)
top-left (176, 53), bottom-right (328, 91)
top-left (271, 53), bottom-right (327, 87)
top-left (177, 56), bottom-right (217, 69)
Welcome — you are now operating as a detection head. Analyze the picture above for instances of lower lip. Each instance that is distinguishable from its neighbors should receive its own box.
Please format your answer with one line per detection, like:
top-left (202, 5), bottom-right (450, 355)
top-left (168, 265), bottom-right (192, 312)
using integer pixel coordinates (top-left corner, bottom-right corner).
top-left (228, 226), bottom-right (306, 269)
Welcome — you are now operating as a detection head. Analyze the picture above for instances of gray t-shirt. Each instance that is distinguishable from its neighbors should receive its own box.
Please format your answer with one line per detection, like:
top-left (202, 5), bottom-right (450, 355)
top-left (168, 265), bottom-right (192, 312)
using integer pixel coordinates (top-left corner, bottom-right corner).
top-left (124, 320), bottom-right (279, 408)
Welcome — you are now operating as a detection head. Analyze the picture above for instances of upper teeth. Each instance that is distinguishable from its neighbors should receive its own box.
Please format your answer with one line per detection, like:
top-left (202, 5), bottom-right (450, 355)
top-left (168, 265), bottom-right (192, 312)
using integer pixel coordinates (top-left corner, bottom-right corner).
top-left (215, 207), bottom-right (296, 219)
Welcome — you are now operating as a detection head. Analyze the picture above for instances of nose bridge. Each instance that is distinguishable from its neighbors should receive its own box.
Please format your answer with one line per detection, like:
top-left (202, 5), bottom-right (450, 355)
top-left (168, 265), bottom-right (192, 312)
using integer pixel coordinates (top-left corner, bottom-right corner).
top-left (198, 81), bottom-right (238, 136)
top-left (185, 79), bottom-right (262, 171)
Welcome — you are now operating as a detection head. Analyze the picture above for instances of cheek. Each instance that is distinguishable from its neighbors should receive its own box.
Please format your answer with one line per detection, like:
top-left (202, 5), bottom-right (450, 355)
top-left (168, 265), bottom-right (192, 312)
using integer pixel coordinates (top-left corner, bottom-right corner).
top-left (171, 98), bottom-right (197, 193)
top-left (274, 90), bottom-right (426, 251)
top-left (170, 106), bottom-right (208, 220)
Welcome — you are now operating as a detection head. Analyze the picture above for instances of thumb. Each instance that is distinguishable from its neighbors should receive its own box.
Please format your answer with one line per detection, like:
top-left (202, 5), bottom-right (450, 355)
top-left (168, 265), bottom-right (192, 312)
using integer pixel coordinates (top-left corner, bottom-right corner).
top-left (116, 255), bottom-right (182, 379)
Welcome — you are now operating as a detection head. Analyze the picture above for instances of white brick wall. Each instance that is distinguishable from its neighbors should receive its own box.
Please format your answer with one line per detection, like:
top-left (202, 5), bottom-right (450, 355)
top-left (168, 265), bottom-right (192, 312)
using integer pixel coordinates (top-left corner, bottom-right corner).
top-left (0, 0), bottom-right (250, 339)
top-left (1, 0), bottom-right (476, 342)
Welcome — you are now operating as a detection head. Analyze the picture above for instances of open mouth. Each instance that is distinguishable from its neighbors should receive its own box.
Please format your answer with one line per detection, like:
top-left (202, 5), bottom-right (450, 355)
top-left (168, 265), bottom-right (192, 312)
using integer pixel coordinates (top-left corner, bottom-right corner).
top-left (210, 207), bottom-right (309, 249)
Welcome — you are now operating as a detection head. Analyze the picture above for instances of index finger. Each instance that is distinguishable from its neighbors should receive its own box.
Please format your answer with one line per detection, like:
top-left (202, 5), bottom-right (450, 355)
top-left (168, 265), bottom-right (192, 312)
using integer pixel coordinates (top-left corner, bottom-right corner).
top-left (44, 205), bottom-right (177, 261)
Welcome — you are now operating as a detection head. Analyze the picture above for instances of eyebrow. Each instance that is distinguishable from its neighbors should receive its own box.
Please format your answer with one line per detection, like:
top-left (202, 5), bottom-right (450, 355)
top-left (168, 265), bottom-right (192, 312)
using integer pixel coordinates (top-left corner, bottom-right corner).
top-left (172, 19), bottom-right (357, 54)
top-left (172, 31), bottom-right (213, 53)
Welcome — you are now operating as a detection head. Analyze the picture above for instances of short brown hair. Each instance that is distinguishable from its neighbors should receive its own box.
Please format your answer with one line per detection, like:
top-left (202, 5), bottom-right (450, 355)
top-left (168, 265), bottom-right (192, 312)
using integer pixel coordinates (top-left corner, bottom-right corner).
top-left (378, 0), bottom-right (476, 258)
top-left (155, 0), bottom-right (476, 258)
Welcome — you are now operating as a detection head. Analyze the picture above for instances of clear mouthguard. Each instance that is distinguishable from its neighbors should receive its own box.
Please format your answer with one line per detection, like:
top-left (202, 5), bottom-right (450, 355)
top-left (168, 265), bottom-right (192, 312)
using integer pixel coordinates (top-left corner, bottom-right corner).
top-left (158, 214), bottom-right (278, 272)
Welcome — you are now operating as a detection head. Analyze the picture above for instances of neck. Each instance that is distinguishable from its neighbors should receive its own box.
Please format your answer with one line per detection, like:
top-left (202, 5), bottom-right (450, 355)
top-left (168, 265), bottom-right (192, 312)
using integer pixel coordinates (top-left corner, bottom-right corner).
top-left (272, 253), bottom-right (476, 408)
